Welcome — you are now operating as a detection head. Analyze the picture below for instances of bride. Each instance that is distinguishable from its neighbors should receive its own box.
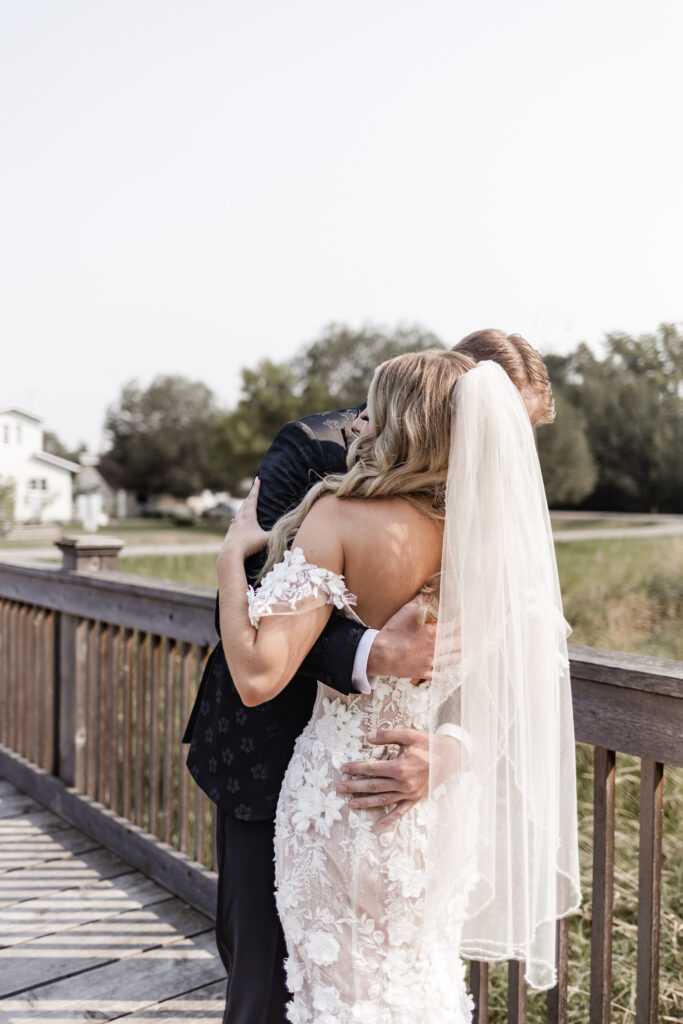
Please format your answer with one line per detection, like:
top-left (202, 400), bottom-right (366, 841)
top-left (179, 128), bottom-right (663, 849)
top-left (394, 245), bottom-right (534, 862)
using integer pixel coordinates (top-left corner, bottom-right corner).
top-left (217, 350), bottom-right (581, 1024)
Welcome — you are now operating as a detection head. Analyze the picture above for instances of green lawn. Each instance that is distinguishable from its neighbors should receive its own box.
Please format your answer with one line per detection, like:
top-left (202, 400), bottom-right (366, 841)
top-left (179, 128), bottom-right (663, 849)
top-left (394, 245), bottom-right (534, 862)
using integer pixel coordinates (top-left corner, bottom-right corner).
top-left (119, 552), bottom-right (219, 586)
top-left (120, 534), bottom-right (683, 662)
top-left (550, 516), bottom-right (659, 532)
top-left (556, 535), bottom-right (683, 661)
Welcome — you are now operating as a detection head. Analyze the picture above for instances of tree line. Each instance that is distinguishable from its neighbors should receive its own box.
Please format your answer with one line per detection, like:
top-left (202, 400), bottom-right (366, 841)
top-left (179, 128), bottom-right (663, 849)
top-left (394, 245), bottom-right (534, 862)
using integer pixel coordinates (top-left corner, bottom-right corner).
top-left (104, 322), bottom-right (683, 513)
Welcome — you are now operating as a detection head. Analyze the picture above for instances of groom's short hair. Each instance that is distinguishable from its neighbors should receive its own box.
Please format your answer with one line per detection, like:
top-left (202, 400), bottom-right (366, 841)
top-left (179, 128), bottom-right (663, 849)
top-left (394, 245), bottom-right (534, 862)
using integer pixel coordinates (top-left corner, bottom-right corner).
top-left (453, 329), bottom-right (555, 424)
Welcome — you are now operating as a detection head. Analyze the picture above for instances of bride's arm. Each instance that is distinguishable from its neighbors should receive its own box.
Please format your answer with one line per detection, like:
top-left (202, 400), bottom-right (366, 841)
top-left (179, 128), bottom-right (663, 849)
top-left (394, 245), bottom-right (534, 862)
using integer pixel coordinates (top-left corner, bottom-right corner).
top-left (217, 481), bottom-right (345, 707)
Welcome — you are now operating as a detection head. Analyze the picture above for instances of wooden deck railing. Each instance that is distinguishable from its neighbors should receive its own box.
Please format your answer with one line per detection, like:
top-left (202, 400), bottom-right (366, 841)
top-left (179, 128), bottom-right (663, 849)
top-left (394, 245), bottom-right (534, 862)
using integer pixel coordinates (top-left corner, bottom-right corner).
top-left (0, 538), bottom-right (681, 1024)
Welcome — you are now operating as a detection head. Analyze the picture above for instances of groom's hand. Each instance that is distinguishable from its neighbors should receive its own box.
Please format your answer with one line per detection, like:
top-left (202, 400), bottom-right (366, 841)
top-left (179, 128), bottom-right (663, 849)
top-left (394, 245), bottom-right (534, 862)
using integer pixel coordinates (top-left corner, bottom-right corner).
top-left (338, 728), bottom-right (434, 830)
top-left (366, 600), bottom-right (437, 680)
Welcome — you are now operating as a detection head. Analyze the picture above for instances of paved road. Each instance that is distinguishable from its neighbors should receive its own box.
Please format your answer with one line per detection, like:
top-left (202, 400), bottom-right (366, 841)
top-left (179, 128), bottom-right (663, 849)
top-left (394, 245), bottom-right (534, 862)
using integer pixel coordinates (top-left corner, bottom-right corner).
top-left (2, 520), bottom-right (683, 564)
top-left (0, 542), bottom-right (223, 563)
top-left (552, 522), bottom-right (683, 542)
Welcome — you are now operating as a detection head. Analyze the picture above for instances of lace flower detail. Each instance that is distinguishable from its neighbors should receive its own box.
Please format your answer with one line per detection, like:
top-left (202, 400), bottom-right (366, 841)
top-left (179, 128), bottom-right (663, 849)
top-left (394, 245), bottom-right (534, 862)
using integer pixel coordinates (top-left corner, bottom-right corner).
top-left (247, 547), bottom-right (357, 628)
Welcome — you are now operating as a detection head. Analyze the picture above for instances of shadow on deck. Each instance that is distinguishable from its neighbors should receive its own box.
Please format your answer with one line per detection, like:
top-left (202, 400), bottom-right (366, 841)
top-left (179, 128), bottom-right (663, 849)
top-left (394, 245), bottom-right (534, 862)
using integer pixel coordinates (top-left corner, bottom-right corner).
top-left (0, 780), bottom-right (225, 1022)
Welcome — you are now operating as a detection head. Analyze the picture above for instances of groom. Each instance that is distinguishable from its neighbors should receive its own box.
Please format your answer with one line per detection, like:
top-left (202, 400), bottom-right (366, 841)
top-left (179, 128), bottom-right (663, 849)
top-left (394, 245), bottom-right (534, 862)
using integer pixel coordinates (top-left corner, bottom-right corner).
top-left (183, 329), bottom-right (554, 1024)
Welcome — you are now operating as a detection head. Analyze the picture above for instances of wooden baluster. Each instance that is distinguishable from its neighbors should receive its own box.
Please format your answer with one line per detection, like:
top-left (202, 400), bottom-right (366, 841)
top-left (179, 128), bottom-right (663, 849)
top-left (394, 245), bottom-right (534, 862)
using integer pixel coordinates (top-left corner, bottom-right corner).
top-left (635, 759), bottom-right (664, 1024)
top-left (0, 600), bottom-right (7, 748)
top-left (34, 607), bottom-right (43, 766)
top-left (193, 648), bottom-right (208, 865)
top-left (73, 618), bottom-right (88, 791)
top-left (17, 604), bottom-right (27, 758)
top-left (25, 605), bottom-right (35, 763)
top-left (97, 624), bottom-right (111, 805)
top-left (46, 609), bottom-right (57, 774)
top-left (148, 635), bottom-right (162, 839)
top-left (121, 628), bottom-right (135, 821)
top-left (85, 621), bottom-right (99, 798)
top-left (470, 961), bottom-right (489, 1024)
top-left (35, 608), bottom-right (45, 767)
top-left (109, 625), bottom-right (122, 815)
top-left (590, 746), bottom-right (615, 1024)
top-left (508, 960), bottom-right (528, 1024)
top-left (8, 603), bottom-right (18, 752)
top-left (546, 916), bottom-right (570, 1024)
top-left (33, 609), bottom-right (43, 767)
top-left (162, 640), bottom-right (176, 845)
top-left (134, 632), bottom-right (148, 828)
top-left (178, 642), bottom-right (193, 855)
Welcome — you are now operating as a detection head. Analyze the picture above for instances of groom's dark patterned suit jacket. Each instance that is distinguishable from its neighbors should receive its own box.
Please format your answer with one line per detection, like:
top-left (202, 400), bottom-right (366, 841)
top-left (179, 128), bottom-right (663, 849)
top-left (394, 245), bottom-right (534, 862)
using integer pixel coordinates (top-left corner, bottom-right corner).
top-left (184, 407), bottom-right (367, 822)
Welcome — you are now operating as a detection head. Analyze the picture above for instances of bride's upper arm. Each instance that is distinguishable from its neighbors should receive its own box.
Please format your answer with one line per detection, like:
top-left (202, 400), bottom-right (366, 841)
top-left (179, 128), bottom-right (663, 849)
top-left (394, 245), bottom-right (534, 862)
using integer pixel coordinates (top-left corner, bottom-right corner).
top-left (245, 496), bottom-right (347, 703)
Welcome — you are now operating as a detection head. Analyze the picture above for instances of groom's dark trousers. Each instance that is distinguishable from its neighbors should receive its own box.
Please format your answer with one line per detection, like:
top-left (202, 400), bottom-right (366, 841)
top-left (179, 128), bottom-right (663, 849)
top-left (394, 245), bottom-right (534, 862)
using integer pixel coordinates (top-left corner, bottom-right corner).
top-left (183, 407), bottom-right (367, 1024)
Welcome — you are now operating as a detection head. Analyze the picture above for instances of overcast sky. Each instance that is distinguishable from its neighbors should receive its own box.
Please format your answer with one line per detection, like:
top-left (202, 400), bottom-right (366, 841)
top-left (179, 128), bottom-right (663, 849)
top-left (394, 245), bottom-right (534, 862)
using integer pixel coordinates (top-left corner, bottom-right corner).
top-left (2, 0), bottom-right (682, 450)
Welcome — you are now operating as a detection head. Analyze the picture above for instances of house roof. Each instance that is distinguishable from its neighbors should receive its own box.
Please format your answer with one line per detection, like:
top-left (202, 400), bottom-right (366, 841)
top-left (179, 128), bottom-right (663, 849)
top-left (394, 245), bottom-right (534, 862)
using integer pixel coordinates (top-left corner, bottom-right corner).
top-left (33, 450), bottom-right (81, 473)
top-left (0, 405), bottom-right (43, 422)
top-left (97, 455), bottom-right (125, 490)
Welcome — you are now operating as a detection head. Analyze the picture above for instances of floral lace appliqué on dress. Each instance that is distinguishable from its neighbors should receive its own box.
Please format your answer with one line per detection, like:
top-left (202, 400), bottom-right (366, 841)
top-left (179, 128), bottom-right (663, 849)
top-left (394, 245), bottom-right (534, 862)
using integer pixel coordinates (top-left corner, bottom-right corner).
top-left (247, 547), bottom-right (357, 628)
top-left (248, 552), bottom-right (479, 1024)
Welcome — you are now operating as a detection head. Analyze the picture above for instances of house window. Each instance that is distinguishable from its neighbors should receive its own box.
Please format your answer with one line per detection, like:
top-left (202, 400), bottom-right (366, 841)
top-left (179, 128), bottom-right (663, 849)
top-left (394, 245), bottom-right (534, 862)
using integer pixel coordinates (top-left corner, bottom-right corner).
top-left (2, 425), bottom-right (8, 443)
top-left (16, 424), bottom-right (22, 443)
top-left (29, 479), bottom-right (48, 491)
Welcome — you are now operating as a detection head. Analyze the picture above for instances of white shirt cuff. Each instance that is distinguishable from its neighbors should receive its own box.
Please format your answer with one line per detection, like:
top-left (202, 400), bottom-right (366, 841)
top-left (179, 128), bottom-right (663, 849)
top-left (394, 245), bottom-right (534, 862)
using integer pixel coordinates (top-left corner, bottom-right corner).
top-left (436, 723), bottom-right (473, 767)
top-left (351, 629), bottom-right (380, 694)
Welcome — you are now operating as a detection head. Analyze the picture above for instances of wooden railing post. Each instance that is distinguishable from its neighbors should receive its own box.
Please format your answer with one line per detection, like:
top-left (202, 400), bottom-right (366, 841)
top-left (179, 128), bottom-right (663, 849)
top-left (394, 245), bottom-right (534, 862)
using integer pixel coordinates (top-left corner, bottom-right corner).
top-left (636, 759), bottom-right (664, 1024)
top-left (54, 536), bottom-right (124, 786)
top-left (590, 746), bottom-right (616, 1024)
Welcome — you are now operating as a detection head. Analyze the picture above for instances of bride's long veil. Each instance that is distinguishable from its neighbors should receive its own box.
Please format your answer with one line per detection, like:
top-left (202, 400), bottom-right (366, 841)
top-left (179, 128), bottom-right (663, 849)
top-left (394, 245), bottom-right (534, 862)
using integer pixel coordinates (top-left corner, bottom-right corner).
top-left (425, 361), bottom-right (581, 990)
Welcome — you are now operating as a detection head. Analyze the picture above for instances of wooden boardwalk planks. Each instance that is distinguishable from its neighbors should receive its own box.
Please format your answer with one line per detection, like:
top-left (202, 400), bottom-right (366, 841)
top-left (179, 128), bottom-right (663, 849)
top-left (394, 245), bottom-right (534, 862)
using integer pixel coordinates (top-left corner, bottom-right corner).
top-left (0, 782), bottom-right (225, 1021)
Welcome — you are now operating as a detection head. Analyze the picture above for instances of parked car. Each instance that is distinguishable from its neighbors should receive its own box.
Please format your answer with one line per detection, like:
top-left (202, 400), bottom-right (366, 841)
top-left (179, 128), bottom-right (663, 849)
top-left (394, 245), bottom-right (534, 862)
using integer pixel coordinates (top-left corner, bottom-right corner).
top-left (201, 500), bottom-right (242, 520)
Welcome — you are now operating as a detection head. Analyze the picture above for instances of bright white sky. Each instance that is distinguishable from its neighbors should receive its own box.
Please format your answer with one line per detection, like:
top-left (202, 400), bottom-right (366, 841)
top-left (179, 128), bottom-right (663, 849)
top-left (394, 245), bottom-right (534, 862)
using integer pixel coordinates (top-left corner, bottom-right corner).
top-left (2, 0), bottom-right (682, 450)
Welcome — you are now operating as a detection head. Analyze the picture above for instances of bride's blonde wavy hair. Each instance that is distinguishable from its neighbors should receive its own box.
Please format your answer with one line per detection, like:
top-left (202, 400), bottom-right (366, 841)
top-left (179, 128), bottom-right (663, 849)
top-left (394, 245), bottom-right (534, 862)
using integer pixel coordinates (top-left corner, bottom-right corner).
top-left (259, 348), bottom-right (476, 579)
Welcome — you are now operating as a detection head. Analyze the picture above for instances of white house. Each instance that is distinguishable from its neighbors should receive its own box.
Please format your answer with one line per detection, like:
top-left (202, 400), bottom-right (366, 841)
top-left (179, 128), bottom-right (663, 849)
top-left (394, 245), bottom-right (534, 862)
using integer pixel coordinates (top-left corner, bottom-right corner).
top-left (0, 407), bottom-right (79, 523)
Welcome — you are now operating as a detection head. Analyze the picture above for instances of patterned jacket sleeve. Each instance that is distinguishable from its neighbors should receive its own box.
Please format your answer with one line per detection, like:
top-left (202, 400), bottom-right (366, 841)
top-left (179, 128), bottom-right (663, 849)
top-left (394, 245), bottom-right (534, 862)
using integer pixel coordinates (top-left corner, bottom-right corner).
top-left (216, 418), bottom-right (367, 697)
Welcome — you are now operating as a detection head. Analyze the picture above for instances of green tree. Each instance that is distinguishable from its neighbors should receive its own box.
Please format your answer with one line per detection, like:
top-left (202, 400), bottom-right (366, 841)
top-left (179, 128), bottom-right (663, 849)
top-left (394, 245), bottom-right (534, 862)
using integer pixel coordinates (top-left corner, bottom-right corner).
top-left (209, 361), bottom-right (336, 492)
top-left (43, 432), bottom-right (85, 463)
top-left (293, 322), bottom-right (445, 407)
top-left (209, 323), bottom-right (444, 490)
top-left (568, 325), bottom-right (683, 511)
top-left (105, 376), bottom-right (219, 500)
top-left (0, 477), bottom-right (15, 532)
top-left (536, 392), bottom-right (598, 506)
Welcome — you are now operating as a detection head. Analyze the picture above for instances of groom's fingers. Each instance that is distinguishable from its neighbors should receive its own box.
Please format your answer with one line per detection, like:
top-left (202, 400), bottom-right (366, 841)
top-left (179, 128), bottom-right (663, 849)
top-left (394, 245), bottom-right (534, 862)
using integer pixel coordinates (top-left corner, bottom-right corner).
top-left (338, 758), bottom-right (409, 782)
top-left (375, 798), bottom-right (418, 830)
top-left (365, 728), bottom-right (426, 748)
top-left (345, 791), bottom-right (406, 809)
top-left (337, 776), bottom-right (409, 796)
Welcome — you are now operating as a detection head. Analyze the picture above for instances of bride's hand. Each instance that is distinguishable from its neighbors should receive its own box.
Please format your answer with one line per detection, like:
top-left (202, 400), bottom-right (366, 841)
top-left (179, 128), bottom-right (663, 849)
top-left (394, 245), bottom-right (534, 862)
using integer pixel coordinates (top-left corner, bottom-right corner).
top-left (219, 478), bottom-right (272, 560)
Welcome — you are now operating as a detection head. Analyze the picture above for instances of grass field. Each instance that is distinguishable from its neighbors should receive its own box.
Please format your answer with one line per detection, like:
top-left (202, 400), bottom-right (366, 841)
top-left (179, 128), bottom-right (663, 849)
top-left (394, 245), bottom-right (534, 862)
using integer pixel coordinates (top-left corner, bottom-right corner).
top-left (555, 535), bottom-right (683, 661)
top-left (119, 533), bottom-right (683, 661)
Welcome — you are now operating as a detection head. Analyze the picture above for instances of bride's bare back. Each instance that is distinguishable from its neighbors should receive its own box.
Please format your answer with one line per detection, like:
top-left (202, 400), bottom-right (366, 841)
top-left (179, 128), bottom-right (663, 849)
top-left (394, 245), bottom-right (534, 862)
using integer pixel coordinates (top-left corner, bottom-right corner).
top-left (308, 494), bottom-right (443, 630)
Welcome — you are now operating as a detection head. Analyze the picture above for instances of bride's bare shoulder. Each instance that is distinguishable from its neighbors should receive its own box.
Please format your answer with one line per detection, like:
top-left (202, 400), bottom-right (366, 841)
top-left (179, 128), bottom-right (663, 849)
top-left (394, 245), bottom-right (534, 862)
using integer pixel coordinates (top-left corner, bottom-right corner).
top-left (331, 494), bottom-right (442, 551)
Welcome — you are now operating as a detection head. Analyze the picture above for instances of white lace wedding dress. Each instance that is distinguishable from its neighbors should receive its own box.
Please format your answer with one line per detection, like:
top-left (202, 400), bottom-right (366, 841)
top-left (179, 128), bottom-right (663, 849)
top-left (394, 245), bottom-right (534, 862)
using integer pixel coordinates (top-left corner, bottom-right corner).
top-left (248, 549), bottom-right (480, 1024)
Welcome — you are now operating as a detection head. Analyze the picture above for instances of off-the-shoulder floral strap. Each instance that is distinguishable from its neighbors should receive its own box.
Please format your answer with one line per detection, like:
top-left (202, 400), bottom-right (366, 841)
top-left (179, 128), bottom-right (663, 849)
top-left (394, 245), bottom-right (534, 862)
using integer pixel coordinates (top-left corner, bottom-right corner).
top-left (247, 547), bottom-right (359, 629)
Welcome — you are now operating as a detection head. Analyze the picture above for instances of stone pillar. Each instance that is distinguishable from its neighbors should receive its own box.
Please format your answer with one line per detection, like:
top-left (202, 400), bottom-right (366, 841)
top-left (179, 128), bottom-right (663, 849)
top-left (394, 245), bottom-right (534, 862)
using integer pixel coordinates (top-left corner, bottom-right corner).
top-left (56, 535), bottom-right (125, 573)
top-left (54, 536), bottom-right (125, 786)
